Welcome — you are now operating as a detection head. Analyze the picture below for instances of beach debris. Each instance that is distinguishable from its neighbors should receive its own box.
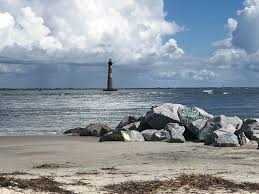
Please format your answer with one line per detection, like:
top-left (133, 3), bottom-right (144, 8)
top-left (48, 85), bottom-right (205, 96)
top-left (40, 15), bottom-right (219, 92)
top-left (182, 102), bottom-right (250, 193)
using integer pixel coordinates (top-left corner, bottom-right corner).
top-left (64, 123), bottom-right (113, 137)
top-left (164, 123), bottom-right (186, 143)
top-left (104, 174), bottom-right (259, 194)
top-left (138, 103), bottom-right (186, 131)
top-left (0, 171), bottom-right (31, 176)
top-left (141, 129), bottom-right (157, 141)
top-left (33, 163), bottom-right (72, 169)
top-left (0, 176), bottom-right (74, 194)
top-left (100, 130), bottom-right (144, 142)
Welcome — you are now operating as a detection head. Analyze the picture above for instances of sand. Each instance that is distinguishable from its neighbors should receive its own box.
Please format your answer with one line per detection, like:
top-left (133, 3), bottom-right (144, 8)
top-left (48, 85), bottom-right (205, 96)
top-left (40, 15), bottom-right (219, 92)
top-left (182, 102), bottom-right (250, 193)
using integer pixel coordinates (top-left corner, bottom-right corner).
top-left (0, 136), bottom-right (259, 193)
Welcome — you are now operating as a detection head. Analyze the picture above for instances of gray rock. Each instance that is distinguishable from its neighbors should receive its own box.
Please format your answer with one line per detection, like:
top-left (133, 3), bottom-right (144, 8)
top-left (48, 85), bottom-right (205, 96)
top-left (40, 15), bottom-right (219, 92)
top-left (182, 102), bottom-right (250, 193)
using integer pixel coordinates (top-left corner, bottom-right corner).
top-left (178, 107), bottom-right (213, 135)
top-left (99, 131), bottom-right (124, 142)
top-left (236, 132), bottom-right (250, 146)
top-left (151, 129), bottom-right (171, 141)
top-left (206, 129), bottom-right (239, 147)
top-left (198, 115), bottom-right (243, 142)
top-left (205, 125), bottom-right (236, 145)
top-left (122, 130), bottom-right (145, 142)
top-left (235, 130), bottom-right (250, 146)
top-left (239, 118), bottom-right (259, 141)
top-left (99, 130), bottom-right (144, 142)
top-left (121, 121), bottom-right (141, 131)
top-left (86, 123), bottom-right (113, 137)
top-left (164, 123), bottom-right (186, 143)
top-left (138, 103), bottom-right (186, 131)
top-left (64, 123), bottom-right (113, 137)
top-left (63, 127), bottom-right (85, 136)
top-left (116, 116), bottom-right (143, 130)
top-left (141, 129), bottom-right (157, 141)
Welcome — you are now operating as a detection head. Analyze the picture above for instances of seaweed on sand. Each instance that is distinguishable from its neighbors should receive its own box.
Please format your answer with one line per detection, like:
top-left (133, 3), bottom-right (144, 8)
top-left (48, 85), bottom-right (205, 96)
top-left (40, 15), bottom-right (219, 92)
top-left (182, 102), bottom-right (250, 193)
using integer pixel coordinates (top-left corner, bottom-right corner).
top-left (33, 163), bottom-right (71, 169)
top-left (0, 176), bottom-right (74, 194)
top-left (104, 174), bottom-right (259, 194)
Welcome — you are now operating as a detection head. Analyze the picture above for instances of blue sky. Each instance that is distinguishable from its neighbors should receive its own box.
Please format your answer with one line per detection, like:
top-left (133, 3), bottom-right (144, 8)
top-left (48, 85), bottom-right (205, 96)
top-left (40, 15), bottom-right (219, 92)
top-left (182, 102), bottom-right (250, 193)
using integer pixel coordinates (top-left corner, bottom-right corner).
top-left (164, 0), bottom-right (243, 56)
top-left (0, 0), bottom-right (258, 88)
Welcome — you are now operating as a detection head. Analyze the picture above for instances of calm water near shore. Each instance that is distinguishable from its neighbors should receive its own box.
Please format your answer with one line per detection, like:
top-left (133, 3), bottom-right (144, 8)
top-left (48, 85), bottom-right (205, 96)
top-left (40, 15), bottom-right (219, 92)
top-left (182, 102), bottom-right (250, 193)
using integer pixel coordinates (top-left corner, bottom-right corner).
top-left (0, 88), bottom-right (259, 135)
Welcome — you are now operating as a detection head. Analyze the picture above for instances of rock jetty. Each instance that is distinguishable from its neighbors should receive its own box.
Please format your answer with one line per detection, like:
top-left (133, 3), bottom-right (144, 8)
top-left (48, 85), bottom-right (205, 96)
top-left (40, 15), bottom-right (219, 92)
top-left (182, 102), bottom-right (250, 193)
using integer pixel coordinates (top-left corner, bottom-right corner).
top-left (64, 103), bottom-right (259, 148)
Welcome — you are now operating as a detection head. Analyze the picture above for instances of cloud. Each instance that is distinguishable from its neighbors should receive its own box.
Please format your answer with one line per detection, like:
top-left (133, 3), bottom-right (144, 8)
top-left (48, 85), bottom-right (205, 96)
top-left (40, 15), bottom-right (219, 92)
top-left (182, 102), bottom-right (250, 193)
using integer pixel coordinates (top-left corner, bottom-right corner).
top-left (211, 0), bottom-right (259, 77)
top-left (0, 11), bottom-right (14, 29)
top-left (1, 0), bottom-right (259, 87)
top-left (0, 7), bottom-right (62, 51)
top-left (225, 18), bottom-right (238, 32)
top-left (0, 63), bottom-right (25, 73)
top-left (232, 0), bottom-right (259, 53)
top-left (0, 0), bottom-right (184, 66)
top-left (155, 68), bottom-right (217, 82)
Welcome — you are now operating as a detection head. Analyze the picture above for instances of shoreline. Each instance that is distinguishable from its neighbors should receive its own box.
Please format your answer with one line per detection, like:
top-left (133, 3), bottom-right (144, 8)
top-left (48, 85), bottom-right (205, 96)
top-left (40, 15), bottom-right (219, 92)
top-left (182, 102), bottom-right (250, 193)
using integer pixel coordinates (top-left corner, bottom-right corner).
top-left (0, 136), bottom-right (259, 193)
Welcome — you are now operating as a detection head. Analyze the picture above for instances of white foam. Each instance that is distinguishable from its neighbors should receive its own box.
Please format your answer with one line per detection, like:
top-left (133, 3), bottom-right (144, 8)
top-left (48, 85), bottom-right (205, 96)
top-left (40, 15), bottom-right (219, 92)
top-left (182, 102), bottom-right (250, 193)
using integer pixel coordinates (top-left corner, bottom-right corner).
top-left (203, 90), bottom-right (214, 94)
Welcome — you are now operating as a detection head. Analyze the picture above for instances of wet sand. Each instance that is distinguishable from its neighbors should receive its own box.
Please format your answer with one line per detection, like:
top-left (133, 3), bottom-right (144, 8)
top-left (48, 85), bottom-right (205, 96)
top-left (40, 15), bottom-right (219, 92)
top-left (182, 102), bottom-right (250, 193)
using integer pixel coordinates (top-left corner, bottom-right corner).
top-left (0, 136), bottom-right (259, 193)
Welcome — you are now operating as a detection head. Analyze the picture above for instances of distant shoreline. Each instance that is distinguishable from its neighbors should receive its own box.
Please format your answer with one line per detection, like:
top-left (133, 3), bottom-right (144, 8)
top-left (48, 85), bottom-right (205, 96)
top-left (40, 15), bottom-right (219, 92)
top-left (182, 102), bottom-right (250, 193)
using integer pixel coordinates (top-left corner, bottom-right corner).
top-left (0, 87), bottom-right (259, 90)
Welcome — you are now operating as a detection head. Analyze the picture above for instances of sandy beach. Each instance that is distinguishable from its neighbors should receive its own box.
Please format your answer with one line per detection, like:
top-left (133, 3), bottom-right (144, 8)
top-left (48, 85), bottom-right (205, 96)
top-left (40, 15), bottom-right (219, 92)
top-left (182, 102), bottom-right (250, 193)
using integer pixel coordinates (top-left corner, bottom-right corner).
top-left (0, 136), bottom-right (259, 193)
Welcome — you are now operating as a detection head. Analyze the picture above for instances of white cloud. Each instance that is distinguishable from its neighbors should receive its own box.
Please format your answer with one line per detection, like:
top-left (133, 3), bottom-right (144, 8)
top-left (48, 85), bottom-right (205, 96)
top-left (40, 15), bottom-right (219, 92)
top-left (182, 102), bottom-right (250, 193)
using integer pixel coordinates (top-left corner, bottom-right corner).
top-left (210, 48), bottom-right (247, 65)
top-left (1, 0), bottom-right (258, 87)
top-left (0, 7), bottom-right (62, 51)
top-left (191, 70), bottom-right (218, 81)
top-left (0, 0), bottom-right (184, 65)
top-left (161, 39), bottom-right (184, 59)
top-left (211, 0), bottom-right (259, 74)
top-left (0, 11), bottom-right (14, 29)
top-left (232, 0), bottom-right (259, 53)
top-left (225, 18), bottom-right (238, 32)
top-left (0, 63), bottom-right (25, 73)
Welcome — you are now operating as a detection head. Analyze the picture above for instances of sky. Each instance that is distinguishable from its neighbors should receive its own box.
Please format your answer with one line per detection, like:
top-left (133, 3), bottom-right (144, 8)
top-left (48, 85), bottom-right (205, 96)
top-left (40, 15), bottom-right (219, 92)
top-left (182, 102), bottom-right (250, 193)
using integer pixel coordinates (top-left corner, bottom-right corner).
top-left (0, 0), bottom-right (258, 88)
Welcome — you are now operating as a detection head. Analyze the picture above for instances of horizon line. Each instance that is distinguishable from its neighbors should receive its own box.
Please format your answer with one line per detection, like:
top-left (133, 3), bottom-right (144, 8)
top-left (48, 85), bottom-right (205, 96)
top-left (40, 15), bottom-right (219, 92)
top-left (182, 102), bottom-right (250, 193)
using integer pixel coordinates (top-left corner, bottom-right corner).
top-left (0, 87), bottom-right (259, 90)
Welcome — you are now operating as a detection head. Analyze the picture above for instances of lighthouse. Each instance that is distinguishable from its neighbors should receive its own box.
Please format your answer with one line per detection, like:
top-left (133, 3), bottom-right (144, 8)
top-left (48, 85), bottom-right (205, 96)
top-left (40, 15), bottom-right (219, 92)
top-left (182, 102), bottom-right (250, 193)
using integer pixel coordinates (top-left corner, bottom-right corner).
top-left (103, 59), bottom-right (117, 91)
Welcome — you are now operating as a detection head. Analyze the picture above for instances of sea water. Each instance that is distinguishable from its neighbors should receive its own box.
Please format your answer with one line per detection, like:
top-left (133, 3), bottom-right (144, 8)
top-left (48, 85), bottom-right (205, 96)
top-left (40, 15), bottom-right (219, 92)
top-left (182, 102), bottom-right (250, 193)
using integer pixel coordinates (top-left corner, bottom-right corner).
top-left (0, 88), bottom-right (259, 135)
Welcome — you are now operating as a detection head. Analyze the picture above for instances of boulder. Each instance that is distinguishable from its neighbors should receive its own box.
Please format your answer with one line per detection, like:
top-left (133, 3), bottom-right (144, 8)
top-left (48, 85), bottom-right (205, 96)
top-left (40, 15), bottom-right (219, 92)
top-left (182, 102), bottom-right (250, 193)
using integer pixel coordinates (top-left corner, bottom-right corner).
top-left (138, 103), bottom-right (186, 131)
top-left (63, 127), bottom-right (85, 136)
top-left (121, 121), bottom-right (141, 131)
top-left (178, 107), bottom-right (213, 135)
top-left (86, 123), bottom-right (113, 137)
top-left (151, 129), bottom-right (171, 141)
top-left (198, 115), bottom-right (243, 142)
top-left (164, 123), bottom-right (186, 143)
top-left (236, 131), bottom-right (250, 146)
top-left (116, 116), bottom-right (143, 130)
top-left (206, 129), bottom-right (239, 147)
top-left (239, 118), bottom-right (259, 141)
top-left (122, 130), bottom-right (145, 142)
top-left (141, 129), bottom-right (157, 141)
top-left (99, 130), bottom-right (144, 142)
top-left (205, 125), bottom-right (236, 145)
top-left (64, 123), bottom-right (113, 137)
top-left (99, 131), bottom-right (124, 142)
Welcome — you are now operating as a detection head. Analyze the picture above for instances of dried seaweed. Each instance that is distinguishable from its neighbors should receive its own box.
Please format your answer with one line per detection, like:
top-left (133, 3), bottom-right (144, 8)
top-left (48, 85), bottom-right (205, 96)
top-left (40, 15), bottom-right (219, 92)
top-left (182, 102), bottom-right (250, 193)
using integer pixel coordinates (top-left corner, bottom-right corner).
top-left (104, 174), bottom-right (259, 194)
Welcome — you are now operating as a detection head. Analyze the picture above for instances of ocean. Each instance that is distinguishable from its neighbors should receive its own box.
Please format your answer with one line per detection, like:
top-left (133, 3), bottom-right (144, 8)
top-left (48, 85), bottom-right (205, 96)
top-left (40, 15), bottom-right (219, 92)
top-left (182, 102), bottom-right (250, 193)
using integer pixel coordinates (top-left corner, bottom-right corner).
top-left (0, 88), bottom-right (259, 136)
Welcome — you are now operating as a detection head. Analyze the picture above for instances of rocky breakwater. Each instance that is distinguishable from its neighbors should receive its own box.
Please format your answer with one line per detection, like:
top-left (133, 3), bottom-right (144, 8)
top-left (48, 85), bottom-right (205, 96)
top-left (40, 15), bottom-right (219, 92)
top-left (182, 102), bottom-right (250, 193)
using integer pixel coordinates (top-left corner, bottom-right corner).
top-left (64, 103), bottom-right (259, 148)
